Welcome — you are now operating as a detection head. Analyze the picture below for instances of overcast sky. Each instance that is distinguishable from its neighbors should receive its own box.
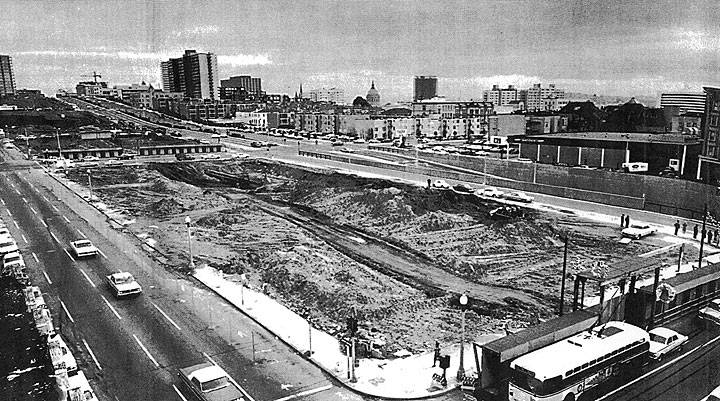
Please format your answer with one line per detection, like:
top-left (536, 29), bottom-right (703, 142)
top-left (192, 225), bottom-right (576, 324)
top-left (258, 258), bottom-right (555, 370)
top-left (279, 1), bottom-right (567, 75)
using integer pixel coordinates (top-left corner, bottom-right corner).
top-left (4, 0), bottom-right (720, 102)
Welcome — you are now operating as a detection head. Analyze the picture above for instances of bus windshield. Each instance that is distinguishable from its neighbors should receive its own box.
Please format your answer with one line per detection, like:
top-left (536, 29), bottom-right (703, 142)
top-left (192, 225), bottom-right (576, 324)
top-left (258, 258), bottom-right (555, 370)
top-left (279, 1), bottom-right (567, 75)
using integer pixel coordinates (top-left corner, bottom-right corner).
top-left (511, 370), bottom-right (562, 396)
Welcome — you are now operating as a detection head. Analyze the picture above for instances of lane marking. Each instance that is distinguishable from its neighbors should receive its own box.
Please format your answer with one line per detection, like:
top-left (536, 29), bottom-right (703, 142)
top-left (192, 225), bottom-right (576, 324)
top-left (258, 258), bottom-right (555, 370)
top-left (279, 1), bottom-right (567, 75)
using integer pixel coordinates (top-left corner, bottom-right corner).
top-left (42, 195), bottom-right (49, 202)
top-left (79, 268), bottom-right (96, 288)
top-left (31, 252), bottom-right (39, 263)
top-left (97, 248), bottom-right (107, 259)
top-left (52, 205), bottom-right (59, 212)
top-left (60, 300), bottom-right (74, 323)
top-left (29, 206), bottom-right (37, 214)
top-left (15, 189), bottom-right (20, 195)
top-left (272, 385), bottom-right (333, 401)
top-left (21, 234), bottom-right (28, 244)
top-left (0, 199), bottom-right (4, 205)
top-left (100, 295), bottom-right (122, 320)
top-left (151, 302), bottom-right (182, 331)
top-left (203, 352), bottom-right (256, 401)
top-left (133, 334), bottom-right (160, 368)
top-left (50, 232), bottom-right (60, 243)
top-left (7, 210), bottom-right (11, 216)
top-left (77, 229), bottom-right (87, 238)
top-left (22, 197), bottom-right (28, 203)
top-left (598, 332), bottom-right (720, 400)
top-left (173, 385), bottom-right (188, 401)
top-left (40, 220), bottom-right (48, 228)
top-left (63, 216), bottom-right (70, 223)
top-left (82, 339), bottom-right (102, 370)
top-left (8, 182), bottom-right (14, 188)
top-left (42, 270), bottom-right (52, 285)
top-left (13, 220), bottom-right (19, 229)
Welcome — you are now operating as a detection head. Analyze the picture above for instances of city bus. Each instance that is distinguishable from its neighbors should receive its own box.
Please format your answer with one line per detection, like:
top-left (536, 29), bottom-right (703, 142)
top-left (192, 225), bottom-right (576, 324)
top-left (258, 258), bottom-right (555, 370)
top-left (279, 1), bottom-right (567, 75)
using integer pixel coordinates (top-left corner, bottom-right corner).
top-left (508, 321), bottom-right (650, 401)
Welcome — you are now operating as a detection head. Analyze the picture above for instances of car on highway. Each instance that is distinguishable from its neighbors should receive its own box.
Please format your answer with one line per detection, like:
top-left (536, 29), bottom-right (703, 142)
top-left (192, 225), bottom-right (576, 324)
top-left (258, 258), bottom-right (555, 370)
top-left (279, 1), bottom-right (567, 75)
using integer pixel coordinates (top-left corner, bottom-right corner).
top-left (250, 141), bottom-right (263, 148)
top-left (432, 179), bottom-right (451, 189)
top-left (178, 362), bottom-right (244, 401)
top-left (503, 191), bottom-right (534, 203)
top-left (82, 156), bottom-right (100, 162)
top-left (700, 298), bottom-right (720, 326)
top-left (452, 183), bottom-right (474, 194)
top-left (70, 239), bottom-right (99, 258)
top-left (106, 272), bottom-right (142, 298)
top-left (621, 223), bottom-right (657, 239)
top-left (331, 141), bottom-right (345, 146)
top-left (648, 327), bottom-right (688, 360)
top-left (353, 138), bottom-right (366, 144)
top-left (0, 235), bottom-right (19, 256)
top-left (479, 187), bottom-right (504, 198)
top-left (339, 147), bottom-right (355, 153)
top-left (2, 251), bottom-right (25, 272)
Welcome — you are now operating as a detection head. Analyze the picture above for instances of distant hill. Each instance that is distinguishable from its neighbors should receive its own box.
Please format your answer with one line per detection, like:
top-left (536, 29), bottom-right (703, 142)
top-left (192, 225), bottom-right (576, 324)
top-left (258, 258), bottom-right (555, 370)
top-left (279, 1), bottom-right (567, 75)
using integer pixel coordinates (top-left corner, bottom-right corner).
top-left (565, 93), bottom-right (657, 108)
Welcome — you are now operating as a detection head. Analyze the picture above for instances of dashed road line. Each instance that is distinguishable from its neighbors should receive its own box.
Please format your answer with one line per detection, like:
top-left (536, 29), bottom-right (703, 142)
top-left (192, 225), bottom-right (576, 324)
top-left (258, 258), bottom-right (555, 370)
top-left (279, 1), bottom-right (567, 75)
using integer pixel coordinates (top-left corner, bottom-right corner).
top-left (60, 300), bottom-right (74, 323)
top-left (21, 234), bottom-right (28, 244)
top-left (77, 229), bottom-right (87, 238)
top-left (29, 206), bottom-right (37, 214)
top-left (52, 204), bottom-right (59, 212)
top-left (42, 195), bottom-right (49, 202)
top-left (7, 209), bottom-right (11, 216)
top-left (14, 189), bottom-right (20, 195)
top-left (63, 216), bottom-right (70, 223)
top-left (8, 182), bottom-right (14, 188)
top-left (82, 339), bottom-right (102, 370)
top-left (32, 252), bottom-right (39, 263)
top-left (42, 270), bottom-right (52, 285)
top-left (98, 248), bottom-right (107, 259)
top-left (79, 268), bottom-right (96, 288)
top-left (50, 232), bottom-right (61, 243)
top-left (63, 248), bottom-right (76, 262)
top-left (13, 220), bottom-right (19, 229)
top-left (100, 295), bottom-right (122, 320)
top-left (173, 385), bottom-right (188, 401)
top-left (40, 220), bottom-right (48, 228)
top-left (21, 197), bottom-right (28, 203)
top-left (151, 302), bottom-right (182, 331)
top-left (133, 335), bottom-right (160, 368)
top-left (272, 385), bottom-right (333, 401)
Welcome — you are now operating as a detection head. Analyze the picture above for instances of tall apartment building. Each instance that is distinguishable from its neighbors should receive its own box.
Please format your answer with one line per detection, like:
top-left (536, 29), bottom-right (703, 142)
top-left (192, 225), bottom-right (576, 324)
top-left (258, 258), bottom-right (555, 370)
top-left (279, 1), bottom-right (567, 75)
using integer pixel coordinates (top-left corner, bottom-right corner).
top-left (698, 86), bottom-right (720, 182)
top-left (307, 87), bottom-right (345, 104)
top-left (520, 83), bottom-right (565, 111)
top-left (660, 93), bottom-right (706, 114)
top-left (0, 55), bottom-right (16, 96)
top-left (483, 85), bottom-right (518, 106)
top-left (414, 76), bottom-right (438, 101)
top-left (221, 76), bottom-right (262, 94)
top-left (161, 50), bottom-right (219, 100)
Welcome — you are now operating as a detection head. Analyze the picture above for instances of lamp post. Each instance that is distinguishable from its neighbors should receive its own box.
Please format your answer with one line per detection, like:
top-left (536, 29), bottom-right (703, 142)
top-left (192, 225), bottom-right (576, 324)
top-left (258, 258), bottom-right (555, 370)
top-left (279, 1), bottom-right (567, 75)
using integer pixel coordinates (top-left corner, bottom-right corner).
top-left (457, 293), bottom-right (468, 382)
top-left (184, 216), bottom-right (195, 269)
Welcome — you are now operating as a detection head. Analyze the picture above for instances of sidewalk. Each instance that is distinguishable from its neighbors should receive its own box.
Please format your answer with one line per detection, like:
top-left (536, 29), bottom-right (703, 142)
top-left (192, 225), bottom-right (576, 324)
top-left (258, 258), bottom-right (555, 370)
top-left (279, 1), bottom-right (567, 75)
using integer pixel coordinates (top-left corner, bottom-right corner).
top-left (194, 265), bottom-right (502, 399)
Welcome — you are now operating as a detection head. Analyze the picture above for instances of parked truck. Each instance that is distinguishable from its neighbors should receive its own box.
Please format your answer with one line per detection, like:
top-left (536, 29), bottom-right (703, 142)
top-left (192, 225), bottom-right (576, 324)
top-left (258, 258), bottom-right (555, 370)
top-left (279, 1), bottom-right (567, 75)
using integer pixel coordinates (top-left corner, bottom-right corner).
top-left (178, 362), bottom-right (244, 401)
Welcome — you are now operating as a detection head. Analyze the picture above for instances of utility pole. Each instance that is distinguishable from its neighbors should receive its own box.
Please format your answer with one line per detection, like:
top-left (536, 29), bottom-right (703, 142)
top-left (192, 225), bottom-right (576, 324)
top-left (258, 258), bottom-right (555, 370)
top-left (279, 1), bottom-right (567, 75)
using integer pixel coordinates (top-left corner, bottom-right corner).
top-left (55, 127), bottom-right (63, 159)
top-left (559, 235), bottom-right (569, 316)
top-left (699, 203), bottom-right (708, 269)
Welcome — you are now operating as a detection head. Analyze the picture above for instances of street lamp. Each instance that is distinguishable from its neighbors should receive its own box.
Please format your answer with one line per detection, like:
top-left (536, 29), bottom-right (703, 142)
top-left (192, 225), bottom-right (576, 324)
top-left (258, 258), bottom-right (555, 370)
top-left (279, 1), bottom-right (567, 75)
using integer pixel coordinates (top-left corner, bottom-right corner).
top-left (457, 293), bottom-right (469, 382)
top-left (184, 216), bottom-right (195, 270)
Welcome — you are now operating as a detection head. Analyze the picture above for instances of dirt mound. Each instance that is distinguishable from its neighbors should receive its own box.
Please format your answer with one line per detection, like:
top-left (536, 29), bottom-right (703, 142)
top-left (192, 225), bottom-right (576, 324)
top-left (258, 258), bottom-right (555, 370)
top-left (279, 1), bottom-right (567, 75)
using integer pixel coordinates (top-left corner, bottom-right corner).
top-left (148, 197), bottom-right (185, 217)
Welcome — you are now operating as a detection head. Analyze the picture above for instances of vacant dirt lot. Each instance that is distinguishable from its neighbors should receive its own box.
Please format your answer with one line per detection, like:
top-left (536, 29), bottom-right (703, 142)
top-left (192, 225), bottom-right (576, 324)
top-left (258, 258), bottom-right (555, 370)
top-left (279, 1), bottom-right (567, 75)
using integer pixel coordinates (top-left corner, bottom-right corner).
top-left (66, 159), bottom-right (664, 354)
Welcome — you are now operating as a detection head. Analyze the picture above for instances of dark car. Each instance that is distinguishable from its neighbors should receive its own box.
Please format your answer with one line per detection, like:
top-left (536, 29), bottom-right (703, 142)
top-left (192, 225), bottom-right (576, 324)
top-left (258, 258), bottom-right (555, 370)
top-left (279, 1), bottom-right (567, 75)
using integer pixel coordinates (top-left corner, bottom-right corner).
top-left (659, 167), bottom-right (678, 178)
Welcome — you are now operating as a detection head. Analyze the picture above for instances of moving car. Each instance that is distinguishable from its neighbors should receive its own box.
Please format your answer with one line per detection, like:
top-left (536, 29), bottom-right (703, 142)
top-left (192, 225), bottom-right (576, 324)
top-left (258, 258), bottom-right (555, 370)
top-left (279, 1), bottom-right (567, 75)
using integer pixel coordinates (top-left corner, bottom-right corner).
top-left (621, 224), bottom-right (657, 240)
top-left (452, 183), bottom-right (474, 194)
top-left (331, 141), bottom-right (345, 146)
top-left (339, 147), bottom-right (355, 153)
top-left (432, 179), bottom-right (451, 189)
top-left (699, 298), bottom-right (720, 326)
top-left (70, 239), bottom-right (99, 258)
top-left (503, 191), bottom-right (534, 203)
top-left (178, 362), bottom-right (244, 401)
top-left (648, 327), bottom-right (688, 360)
top-left (106, 272), bottom-right (142, 298)
top-left (479, 187), bottom-right (504, 198)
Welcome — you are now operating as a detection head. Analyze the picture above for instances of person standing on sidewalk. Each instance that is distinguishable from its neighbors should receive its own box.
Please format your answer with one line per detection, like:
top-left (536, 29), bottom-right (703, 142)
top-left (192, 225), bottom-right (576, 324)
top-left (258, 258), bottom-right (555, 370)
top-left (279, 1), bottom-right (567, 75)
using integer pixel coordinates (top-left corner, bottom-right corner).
top-left (694, 224), bottom-right (699, 239)
top-left (621, 214), bottom-right (625, 227)
top-left (683, 222), bottom-right (687, 234)
top-left (432, 341), bottom-right (441, 367)
top-left (715, 228), bottom-right (719, 246)
top-left (625, 215), bottom-right (630, 228)
top-left (709, 230), bottom-right (714, 245)
top-left (674, 220), bottom-right (680, 236)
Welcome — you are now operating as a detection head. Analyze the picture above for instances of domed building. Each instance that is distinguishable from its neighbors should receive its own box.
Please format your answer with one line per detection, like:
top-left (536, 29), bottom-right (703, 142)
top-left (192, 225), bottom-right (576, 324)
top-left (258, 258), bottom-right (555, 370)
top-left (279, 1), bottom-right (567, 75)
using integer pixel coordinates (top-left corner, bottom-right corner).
top-left (366, 81), bottom-right (380, 107)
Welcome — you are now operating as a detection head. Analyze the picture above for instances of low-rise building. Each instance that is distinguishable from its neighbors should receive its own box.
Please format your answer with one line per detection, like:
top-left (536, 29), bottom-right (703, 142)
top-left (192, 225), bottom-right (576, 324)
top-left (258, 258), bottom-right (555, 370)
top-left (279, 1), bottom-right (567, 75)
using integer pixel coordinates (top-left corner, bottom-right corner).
top-left (235, 111), bottom-right (268, 127)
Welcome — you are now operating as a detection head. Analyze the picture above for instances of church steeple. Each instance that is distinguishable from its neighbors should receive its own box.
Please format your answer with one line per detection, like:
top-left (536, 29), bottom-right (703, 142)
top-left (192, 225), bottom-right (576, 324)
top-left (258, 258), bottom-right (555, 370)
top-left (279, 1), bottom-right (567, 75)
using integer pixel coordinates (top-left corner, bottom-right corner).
top-left (371, 80), bottom-right (375, 90)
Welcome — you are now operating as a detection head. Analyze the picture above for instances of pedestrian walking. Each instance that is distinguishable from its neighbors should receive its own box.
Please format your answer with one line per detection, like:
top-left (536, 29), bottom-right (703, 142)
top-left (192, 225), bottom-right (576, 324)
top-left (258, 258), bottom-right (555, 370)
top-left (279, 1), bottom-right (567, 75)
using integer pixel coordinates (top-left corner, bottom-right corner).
top-left (708, 230), bottom-right (714, 245)
top-left (694, 225), bottom-right (699, 239)
top-left (674, 220), bottom-right (680, 236)
top-left (620, 214), bottom-right (625, 227)
top-left (682, 222), bottom-right (687, 234)
top-left (624, 215), bottom-right (630, 228)
top-left (432, 341), bottom-right (441, 367)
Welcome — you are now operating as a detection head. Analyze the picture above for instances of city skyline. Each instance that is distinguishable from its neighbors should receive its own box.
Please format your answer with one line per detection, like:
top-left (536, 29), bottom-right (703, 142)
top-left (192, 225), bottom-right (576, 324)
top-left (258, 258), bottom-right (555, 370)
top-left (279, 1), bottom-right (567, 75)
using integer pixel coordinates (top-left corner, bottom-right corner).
top-left (3, 0), bottom-right (720, 101)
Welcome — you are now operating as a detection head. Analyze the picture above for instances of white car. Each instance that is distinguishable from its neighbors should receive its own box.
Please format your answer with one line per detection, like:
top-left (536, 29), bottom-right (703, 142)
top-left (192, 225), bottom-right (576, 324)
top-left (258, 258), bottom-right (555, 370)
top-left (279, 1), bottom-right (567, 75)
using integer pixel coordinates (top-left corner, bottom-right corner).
top-left (2, 251), bottom-right (25, 272)
top-left (353, 138), bottom-right (366, 144)
top-left (106, 272), bottom-right (142, 298)
top-left (621, 224), bottom-right (657, 239)
top-left (700, 298), bottom-right (720, 326)
top-left (0, 235), bottom-right (19, 256)
top-left (432, 179), bottom-right (451, 189)
top-left (503, 191), bottom-right (534, 203)
top-left (648, 327), bottom-right (688, 360)
top-left (70, 239), bottom-right (99, 258)
top-left (0, 227), bottom-right (10, 237)
top-left (480, 187), bottom-right (504, 198)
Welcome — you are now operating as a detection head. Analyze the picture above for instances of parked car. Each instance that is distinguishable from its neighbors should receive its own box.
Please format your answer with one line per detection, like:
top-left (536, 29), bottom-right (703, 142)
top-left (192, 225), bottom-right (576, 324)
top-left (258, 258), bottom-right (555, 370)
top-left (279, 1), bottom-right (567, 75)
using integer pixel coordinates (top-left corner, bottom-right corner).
top-left (700, 298), bottom-right (720, 326)
top-left (176, 152), bottom-right (195, 161)
top-left (106, 272), bottom-right (142, 298)
top-left (70, 239), bottom-right (99, 258)
top-left (0, 235), bottom-right (19, 256)
top-left (178, 362), bottom-right (244, 401)
top-left (659, 167), bottom-right (679, 178)
top-left (250, 141), bottom-right (263, 148)
top-left (432, 180), bottom-right (451, 189)
top-left (339, 147), bottom-right (355, 153)
top-left (480, 187), bottom-right (504, 198)
top-left (331, 141), bottom-right (345, 146)
top-left (0, 227), bottom-right (10, 237)
top-left (504, 191), bottom-right (534, 203)
top-left (621, 224), bottom-right (657, 239)
top-left (2, 251), bottom-right (25, 271)
top-left (353, 138), bottom-right (366, 144)
top-left (452, 183), bottom-right (474, 194)
top-left (648, 327), bottom-right (688, 360)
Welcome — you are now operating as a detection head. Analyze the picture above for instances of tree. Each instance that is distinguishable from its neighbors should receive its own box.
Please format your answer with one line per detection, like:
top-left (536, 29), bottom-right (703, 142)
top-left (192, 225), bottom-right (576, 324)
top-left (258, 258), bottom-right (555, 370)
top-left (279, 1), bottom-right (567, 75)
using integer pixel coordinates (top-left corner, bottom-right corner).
top-left (352, 96), bottom-right (371, 108)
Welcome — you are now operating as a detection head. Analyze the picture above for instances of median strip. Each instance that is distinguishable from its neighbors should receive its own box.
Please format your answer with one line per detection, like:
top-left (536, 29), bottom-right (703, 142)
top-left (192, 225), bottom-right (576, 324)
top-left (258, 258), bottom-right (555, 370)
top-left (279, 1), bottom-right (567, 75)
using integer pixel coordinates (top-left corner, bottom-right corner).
top-left (133, 334), bottom-right (160, 368)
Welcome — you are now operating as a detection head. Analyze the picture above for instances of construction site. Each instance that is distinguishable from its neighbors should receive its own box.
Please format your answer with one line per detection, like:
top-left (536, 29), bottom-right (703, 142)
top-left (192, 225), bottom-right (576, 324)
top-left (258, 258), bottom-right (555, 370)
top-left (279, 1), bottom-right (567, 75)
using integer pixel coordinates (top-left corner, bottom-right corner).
top-left (64, 158), bottom-right (682, 355)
